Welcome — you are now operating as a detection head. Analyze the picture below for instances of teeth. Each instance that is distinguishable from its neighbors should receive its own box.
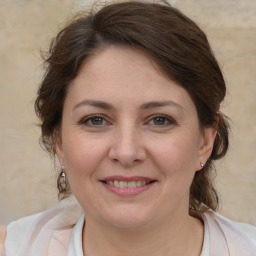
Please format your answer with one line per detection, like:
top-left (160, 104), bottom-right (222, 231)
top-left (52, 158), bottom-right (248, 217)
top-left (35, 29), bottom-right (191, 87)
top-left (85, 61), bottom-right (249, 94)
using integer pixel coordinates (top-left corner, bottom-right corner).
top-left (128, 181), bottom-right (136, 188)
top-left (106, 180), bottom-right (150, 188)
top-left (114, 180), bottom-right (119, 187)
top-left (136, 181), bottom-right (142, 187)
top-left (120, 181), bottom-right (127, 188)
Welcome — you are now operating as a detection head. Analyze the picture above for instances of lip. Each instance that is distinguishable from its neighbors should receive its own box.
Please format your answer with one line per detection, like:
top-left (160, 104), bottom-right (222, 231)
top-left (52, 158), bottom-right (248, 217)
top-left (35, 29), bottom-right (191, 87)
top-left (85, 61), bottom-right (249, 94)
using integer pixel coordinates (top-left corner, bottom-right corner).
top-left (100, 176), bottom-right (157, 196)
top-left (100, 175), bottom-right (154, 182)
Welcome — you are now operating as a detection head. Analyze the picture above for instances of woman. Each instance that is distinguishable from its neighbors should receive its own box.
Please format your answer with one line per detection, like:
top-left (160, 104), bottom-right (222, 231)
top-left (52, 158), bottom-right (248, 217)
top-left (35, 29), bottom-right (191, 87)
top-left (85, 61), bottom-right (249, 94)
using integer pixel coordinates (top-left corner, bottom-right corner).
top-left (3, 1), bottom-right (256, 255)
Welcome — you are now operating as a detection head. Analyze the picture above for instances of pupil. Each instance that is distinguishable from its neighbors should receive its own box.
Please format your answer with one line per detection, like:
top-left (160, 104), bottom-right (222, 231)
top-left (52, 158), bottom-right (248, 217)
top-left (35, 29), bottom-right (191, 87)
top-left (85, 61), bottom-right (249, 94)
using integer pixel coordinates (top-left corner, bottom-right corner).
top-left (154, 117), bottom-right (165, 125)
top-left (92, 117), bottom-right (103, 125)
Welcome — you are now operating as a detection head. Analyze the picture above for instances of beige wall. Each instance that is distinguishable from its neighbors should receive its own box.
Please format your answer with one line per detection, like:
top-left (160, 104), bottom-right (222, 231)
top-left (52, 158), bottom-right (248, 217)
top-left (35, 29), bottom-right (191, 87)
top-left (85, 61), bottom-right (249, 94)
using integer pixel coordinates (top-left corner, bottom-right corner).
top-left (0, 0), bottom-right (255, 225)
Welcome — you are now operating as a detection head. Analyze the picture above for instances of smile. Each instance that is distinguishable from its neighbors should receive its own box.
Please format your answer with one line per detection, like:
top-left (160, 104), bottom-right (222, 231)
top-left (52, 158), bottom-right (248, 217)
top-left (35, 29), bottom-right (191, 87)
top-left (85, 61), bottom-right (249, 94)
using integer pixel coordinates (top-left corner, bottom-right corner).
top-left (100, 176), bottom-right (157, 196)
top-left (103, 180), bottom-right (151, 188)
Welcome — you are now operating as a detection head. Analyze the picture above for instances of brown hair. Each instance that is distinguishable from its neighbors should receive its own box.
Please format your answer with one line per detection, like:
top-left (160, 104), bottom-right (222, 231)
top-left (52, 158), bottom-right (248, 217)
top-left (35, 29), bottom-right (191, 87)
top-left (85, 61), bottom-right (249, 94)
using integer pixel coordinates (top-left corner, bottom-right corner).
top-left (35, 1), bottom-right (229, 211)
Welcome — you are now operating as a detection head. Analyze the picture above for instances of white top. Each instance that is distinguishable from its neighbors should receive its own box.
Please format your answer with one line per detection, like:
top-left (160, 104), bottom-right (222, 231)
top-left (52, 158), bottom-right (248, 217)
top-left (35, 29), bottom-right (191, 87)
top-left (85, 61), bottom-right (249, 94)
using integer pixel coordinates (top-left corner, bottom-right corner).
top-left (200, 214), bottom-right (210, 256)
top-left (67, 216), bottom-right (84, 255)
top-left (67, 215), bottom-right (210, 256)
top-left (5, 199), bottom-right (256, 256)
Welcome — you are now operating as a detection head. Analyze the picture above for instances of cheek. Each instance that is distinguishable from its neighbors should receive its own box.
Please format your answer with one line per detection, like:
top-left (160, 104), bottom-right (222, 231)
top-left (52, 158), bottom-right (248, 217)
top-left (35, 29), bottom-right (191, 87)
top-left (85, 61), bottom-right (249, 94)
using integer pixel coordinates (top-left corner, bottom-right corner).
top-left (61, 135), bottom-right (105, 203)
top-left (149, 132), bottom-right (200, 189)
top-left (62, 132), bottom-right (106, 177)
top-left (153, 133), bottom-right (199, 167)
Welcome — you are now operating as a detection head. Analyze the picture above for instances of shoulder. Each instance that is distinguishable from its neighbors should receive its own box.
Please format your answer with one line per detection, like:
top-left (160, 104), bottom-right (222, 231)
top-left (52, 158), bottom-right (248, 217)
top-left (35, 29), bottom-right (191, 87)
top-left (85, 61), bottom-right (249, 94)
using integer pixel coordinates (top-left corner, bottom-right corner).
top-left (230, 217), bottom-right (256, 241)
top-left (5, 212), bottom-right (42, 255)
top-left (5, 196), bottom-right (83, 256)
top-left (203, 210), bottom-right (256, 254)
top-left (205, 210), bottom-right (256, 239)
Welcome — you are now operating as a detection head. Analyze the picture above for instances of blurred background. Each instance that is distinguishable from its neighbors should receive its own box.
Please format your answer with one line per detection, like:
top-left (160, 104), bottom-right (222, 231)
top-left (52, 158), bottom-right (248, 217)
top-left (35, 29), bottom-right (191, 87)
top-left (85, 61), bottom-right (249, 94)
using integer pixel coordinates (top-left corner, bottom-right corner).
top-left (0, 0), bottom-right (256, 225)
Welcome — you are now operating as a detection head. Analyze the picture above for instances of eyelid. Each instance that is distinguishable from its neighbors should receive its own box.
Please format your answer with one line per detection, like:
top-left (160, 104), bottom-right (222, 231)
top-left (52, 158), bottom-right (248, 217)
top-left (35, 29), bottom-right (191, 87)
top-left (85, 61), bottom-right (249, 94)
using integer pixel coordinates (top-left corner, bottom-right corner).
top-left (145, 114), bottom-right (177, 126)
top-left (79, 114), bottom-right (112, 126)
top-left (78, 113), bottom-right (176, 127)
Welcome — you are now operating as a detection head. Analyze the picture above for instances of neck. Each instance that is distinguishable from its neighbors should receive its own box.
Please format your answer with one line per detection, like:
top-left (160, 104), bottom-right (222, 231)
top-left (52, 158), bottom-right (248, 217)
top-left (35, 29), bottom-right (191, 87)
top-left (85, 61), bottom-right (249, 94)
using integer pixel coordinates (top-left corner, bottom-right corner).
top-left (82, 212), bottom-right (204, 256)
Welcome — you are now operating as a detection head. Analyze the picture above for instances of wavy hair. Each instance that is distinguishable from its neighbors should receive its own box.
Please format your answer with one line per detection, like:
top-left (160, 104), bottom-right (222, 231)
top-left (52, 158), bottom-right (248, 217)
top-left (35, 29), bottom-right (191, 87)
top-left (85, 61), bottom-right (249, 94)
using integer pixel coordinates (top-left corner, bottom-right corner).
top-left (35, 1), bottom-right (230, 211)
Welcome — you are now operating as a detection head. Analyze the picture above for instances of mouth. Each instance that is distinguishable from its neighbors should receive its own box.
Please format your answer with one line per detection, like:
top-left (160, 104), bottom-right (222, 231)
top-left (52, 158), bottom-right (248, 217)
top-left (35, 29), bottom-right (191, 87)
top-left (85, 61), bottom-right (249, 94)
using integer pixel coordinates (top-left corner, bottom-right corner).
top-left (100, 176), bottom-right (157, 196)
top-left (101, 180), bottom-right (155, 188)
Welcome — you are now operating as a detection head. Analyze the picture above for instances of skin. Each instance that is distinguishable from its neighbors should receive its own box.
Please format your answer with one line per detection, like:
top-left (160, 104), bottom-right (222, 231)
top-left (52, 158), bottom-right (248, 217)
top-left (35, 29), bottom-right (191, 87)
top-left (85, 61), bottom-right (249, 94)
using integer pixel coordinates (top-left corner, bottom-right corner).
top-left (0, 225), bottom-right (6, 256)
top-left (57, 46), bottom-right (216, 256)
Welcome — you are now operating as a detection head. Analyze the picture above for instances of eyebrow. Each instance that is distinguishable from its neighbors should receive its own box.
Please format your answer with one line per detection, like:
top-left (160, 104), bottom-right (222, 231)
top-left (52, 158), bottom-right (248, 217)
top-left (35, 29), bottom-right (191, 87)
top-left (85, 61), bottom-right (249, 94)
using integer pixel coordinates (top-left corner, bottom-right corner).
top-left (73, 99), bottom-right (183, 111)
top-left (139, 101), bottom-right (183, 111)
top-left (73, 100), bottom-right (114, 111)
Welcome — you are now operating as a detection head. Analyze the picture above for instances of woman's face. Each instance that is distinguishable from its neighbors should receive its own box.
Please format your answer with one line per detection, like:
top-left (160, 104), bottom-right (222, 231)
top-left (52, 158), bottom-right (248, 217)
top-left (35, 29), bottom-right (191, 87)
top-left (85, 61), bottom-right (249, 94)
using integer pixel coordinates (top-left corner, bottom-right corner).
top-left (57, 46), bottom-right (216, 229)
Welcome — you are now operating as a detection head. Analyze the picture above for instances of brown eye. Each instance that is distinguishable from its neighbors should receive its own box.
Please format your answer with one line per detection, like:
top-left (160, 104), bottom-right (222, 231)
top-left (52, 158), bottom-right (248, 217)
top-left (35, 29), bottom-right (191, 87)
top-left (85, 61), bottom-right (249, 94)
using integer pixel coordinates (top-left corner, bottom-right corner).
top-left (81, 115), bottom-right (109, 127)
top-left (90, 117), bottom-right (104, 125)
top-left (153, 116), bottom-right (168, 125)
top-left (146, 114), bottom-right (175, 127)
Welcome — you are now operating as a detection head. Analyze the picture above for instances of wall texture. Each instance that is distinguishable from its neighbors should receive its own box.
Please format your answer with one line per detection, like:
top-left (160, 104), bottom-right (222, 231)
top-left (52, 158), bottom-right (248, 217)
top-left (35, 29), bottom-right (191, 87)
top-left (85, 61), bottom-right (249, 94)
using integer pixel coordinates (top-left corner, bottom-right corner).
top-left (0, 0), bottom-right (255, 225)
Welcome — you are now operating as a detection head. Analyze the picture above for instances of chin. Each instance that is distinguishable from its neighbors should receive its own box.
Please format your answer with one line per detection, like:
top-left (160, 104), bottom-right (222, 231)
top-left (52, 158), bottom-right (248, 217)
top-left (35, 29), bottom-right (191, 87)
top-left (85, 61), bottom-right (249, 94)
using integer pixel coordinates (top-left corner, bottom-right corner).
top-left (101, 205), bottom-right (155, 230)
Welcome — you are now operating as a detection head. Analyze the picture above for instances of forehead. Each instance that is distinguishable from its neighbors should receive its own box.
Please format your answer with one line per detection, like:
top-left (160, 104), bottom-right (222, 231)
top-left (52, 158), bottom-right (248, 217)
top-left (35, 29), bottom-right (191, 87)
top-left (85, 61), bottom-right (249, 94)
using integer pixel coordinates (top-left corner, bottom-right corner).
top-left (75, 46), bottom-right (165, 86)
top-left (66, 46), bottom-right (195, 111)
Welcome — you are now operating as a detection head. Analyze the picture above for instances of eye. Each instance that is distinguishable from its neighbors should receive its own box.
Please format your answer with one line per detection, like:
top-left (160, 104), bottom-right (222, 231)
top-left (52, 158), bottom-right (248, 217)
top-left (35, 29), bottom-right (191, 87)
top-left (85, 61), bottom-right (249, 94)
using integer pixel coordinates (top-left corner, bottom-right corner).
top-left (147, 114), bottom-right (175, 127)
top-left (80, 115), bottom-right (110, 127)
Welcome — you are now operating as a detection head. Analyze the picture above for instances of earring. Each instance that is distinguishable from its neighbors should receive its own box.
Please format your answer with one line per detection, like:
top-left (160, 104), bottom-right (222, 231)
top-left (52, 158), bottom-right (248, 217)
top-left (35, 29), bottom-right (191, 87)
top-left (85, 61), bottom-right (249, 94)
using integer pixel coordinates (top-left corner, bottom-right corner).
top-left (61, 166), bottom-right (66, 179)
top-left (57, 166), bottom-right (69, 193)
top-left (200, 162), bottom-right (205, 168)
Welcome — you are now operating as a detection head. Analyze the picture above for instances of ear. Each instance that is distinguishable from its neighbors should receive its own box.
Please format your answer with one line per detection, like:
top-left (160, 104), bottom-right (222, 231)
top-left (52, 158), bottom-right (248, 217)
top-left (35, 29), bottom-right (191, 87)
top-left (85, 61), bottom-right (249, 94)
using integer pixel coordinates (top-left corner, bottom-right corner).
top-left (54, 130), bottom-right (64, 166)
top-left (197, 127), bottom-right (217, 170)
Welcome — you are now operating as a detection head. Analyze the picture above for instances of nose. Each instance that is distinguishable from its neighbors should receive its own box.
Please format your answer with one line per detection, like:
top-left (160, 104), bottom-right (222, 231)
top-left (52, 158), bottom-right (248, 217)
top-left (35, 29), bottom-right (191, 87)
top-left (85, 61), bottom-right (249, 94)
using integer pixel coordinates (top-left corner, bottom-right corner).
top-left (108, 123), bottom-right (147, 167)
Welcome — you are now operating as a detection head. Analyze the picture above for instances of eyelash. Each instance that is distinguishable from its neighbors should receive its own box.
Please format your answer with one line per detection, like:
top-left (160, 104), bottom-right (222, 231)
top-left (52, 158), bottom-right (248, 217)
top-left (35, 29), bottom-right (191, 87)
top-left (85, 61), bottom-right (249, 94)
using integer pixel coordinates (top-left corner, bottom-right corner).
top-left (79, 114), bottom-right (110, 127)
top-left (79, 114), bottom-right (176, 128)
top-left (145, 114), bottom-right (176, 127)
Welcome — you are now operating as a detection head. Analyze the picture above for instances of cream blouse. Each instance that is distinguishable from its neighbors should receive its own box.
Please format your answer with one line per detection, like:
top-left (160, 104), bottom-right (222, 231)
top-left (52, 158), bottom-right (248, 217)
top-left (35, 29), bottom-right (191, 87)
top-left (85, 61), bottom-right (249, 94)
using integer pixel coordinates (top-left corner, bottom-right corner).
top-left (5, 198), bottom-right (256, 256)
